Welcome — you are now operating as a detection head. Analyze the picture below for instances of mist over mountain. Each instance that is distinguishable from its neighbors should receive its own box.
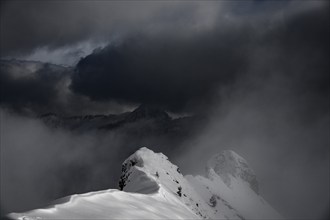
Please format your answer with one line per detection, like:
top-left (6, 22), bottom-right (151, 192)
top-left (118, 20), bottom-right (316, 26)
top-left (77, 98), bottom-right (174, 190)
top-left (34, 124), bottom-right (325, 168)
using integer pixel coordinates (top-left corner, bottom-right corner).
top-left (1, 1), bottom-right (329, 219)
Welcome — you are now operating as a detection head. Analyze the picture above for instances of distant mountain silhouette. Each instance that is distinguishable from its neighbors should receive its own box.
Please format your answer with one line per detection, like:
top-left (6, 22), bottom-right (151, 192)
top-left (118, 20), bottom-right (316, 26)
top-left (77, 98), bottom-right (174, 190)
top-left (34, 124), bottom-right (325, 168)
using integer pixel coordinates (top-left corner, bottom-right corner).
top-left (40, 105), bottom-right (206, 137)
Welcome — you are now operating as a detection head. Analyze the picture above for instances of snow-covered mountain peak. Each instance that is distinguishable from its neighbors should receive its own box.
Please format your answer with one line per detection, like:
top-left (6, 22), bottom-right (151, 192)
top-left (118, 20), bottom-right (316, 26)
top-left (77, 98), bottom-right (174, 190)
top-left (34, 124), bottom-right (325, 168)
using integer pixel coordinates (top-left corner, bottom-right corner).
top-left (8, 147), bottom-right (281, 220)
top-left (118, 147), bottom-right (165, 193)
top-left (122, 147), bottom-right (167, 168)
top-left (118, 147), bottom-right (191, 195)
top-left (207, 150), bottom-right (259, 193)
top-left (118, 147), bottom-right (210, 218)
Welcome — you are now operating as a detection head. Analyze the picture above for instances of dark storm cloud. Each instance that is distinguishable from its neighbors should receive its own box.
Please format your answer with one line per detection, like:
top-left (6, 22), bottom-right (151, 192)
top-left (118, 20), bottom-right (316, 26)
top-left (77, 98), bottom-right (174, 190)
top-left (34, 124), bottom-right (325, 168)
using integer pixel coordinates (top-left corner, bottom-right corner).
top-left (70, 4), bottom-right (329, 113)
top-left (0, 60), bottom-right (70, 114)
top-left (0, 60), bottom-right (132, 115)
top-left (1, 1), bottom-right (328, 115)
top-left (70, 30), bottom-right (251, 112)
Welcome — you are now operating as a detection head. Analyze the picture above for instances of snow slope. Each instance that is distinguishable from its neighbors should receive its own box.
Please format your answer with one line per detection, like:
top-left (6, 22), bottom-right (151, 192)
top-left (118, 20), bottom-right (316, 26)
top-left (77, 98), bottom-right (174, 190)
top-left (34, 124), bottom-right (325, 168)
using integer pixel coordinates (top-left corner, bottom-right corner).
top-left (186, 150), bottom-right (281, 219)
top-left (8, 147), bottom-right (281, 220)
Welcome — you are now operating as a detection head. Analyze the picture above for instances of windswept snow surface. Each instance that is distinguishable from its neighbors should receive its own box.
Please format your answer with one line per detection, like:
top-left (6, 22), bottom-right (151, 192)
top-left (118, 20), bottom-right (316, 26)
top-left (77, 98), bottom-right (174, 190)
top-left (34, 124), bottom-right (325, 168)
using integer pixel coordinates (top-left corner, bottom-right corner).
top-left (9, 188), bottom-right (196, 219)
top-left (9, 147), bottom-right (281, 220)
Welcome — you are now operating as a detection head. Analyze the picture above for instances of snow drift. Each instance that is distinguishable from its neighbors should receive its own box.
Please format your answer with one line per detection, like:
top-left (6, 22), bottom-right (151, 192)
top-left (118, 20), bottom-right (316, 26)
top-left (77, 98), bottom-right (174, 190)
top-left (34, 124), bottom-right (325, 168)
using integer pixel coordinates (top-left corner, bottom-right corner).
top-left (8, 147), bottom-right (281, 219)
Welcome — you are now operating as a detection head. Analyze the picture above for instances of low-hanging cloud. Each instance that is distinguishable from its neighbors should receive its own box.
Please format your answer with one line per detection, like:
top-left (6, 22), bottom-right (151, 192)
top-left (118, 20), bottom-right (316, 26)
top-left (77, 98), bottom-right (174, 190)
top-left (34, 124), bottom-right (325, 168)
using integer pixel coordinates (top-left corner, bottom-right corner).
top-left (175, 73), bottom-right (329, 219)
top-left (0, 108), bottom-right (197, 216)
top-left (172, 6), bottom-right (329, 219)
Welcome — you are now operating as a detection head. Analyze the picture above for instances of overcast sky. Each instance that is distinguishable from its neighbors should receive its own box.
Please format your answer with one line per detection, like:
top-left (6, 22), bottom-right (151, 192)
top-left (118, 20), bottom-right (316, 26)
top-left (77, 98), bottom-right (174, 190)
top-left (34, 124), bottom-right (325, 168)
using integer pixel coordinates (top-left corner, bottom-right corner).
top-left (0, 0), bottom-right (329, 219)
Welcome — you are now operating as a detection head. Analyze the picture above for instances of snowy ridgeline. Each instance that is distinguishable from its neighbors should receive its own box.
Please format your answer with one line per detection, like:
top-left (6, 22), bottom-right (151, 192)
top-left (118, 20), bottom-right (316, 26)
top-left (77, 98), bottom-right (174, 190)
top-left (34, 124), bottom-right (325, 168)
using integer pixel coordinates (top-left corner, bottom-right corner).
top-left (9, 147), bottom-right (281, 220)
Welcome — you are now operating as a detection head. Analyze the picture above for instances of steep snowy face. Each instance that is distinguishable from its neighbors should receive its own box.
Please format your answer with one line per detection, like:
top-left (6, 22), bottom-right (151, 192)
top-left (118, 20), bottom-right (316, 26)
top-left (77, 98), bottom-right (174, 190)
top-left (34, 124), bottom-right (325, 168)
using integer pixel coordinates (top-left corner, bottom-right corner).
top-left (187, 150), bottom-right (281, 220)
top-left (118, 147), bottom-right (211, 219)
top-left (207, 150), bottom-right (259, 193)
top-left (118, 147), bottom-right (161, 194)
